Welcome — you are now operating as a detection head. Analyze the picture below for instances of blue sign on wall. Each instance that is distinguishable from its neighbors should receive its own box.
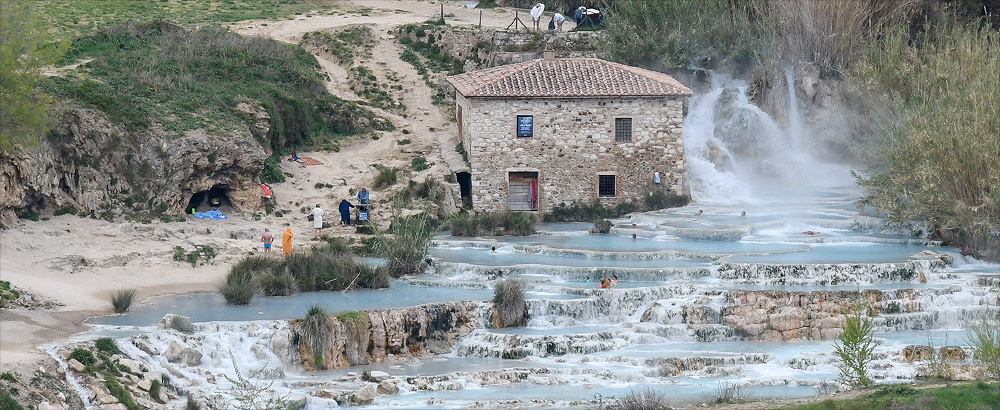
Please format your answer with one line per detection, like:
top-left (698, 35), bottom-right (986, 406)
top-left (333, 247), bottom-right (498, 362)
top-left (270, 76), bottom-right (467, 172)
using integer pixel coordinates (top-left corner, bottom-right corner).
top-left (517, 115), bottom-right (533, 137)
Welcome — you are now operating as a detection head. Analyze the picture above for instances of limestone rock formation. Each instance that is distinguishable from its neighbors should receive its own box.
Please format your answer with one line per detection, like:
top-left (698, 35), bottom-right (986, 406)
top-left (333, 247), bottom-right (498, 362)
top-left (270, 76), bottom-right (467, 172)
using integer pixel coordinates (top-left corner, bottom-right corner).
top-left (0, 106), bottom-right (269, 226)
top-left (298, 301), bottom-right (484, 370)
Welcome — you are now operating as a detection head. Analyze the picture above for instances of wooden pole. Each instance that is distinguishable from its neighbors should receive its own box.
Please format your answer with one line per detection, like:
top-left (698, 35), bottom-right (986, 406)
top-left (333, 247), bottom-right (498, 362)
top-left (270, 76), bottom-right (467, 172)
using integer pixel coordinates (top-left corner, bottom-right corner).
top-left (441, 4), bottom-right (445, 24)
top-left (479, 10), bottom-right (483, 28)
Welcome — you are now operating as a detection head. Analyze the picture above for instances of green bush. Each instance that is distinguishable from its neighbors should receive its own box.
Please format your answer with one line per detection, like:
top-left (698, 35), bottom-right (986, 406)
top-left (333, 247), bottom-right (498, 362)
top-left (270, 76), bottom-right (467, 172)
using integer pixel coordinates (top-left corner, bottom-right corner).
top-left (185, 395), bottom-right (201, 410)
top-left (110, 288), bottom-right (137, 313)
top-left (257, 272), bottom-right (297, 296)
top-left (493, 278), bottom-right (526, 328)
top-left (69, 348), bottom-right (95, 366)
top-left (449, 211), bottom-right (536, 237)
top-left (149, 379), bottom-right (162, 401)
top-left (172, 246), bottom-right (186, 262)
top-left (94, 337), bottom-right (120, 354)
top-left (593, 219), bottom-right (612, 234)
top-left (105, 376), bottom-right (140, 410)
top-left (0, 390), bottom-right (23, 410)
top-left (372, 164), bottom-right (400, 190)
top-left (219, 275), bottom-right (255, 306)
top-left (411, 156), bottom-right (431, 171)
top-left (260, 154), bottom-right (286, 184)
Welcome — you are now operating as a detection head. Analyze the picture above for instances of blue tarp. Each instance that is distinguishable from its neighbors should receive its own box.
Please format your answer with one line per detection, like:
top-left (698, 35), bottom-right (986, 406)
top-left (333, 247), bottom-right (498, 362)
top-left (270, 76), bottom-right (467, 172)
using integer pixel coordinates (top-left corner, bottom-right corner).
top-left (193, 209), bottom-right (228, 219)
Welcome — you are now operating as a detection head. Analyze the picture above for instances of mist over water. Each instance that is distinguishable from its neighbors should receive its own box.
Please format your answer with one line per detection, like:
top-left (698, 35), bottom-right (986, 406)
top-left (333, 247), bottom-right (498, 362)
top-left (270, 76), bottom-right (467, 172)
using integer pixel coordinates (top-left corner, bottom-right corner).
top-left (683, 72), bottom-right (854, 204)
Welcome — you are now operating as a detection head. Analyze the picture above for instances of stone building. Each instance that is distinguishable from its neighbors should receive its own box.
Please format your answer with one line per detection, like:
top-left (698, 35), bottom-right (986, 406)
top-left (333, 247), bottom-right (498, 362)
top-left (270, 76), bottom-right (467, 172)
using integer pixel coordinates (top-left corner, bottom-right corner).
top-left (446, 53), bottom-right (692, 212)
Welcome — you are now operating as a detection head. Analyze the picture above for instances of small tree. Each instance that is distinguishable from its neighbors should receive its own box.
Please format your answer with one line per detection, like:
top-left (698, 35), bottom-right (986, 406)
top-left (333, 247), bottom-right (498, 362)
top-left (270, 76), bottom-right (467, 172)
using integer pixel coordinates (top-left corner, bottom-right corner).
top-left (968, 310), bottom-right (1000, 379)
top-left (834, 298), bottom-right (878, 388)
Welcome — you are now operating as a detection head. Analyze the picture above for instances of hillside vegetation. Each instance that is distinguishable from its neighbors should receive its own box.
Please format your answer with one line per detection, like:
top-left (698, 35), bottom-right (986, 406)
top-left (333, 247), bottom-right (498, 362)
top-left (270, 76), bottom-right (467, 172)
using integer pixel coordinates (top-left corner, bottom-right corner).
top-left (34, 0), bottom-right (349, 40)
top-left (603, 0), bottom-right (1000, 260)
top-left (45, 22), bottom-right (390, 167)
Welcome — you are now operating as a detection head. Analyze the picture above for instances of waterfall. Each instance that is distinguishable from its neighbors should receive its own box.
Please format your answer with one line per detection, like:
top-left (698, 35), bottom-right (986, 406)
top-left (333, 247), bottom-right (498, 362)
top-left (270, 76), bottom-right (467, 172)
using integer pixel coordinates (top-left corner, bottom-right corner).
top-left (682, 71), bottom-right (850, 203)
top-left (784, 65), bottom-right (807, 152)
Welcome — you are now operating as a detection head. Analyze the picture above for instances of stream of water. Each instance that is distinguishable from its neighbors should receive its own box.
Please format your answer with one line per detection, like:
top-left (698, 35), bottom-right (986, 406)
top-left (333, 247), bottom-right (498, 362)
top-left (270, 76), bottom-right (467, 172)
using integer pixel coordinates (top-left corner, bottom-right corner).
top-left (73, 73), bottom-right (1000, 409)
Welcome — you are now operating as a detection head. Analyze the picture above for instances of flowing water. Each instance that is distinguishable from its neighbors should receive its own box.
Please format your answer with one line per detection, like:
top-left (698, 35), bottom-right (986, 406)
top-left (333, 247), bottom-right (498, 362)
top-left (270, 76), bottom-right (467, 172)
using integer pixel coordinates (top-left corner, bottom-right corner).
top-left (72, 73), bottom-right (1000, 409)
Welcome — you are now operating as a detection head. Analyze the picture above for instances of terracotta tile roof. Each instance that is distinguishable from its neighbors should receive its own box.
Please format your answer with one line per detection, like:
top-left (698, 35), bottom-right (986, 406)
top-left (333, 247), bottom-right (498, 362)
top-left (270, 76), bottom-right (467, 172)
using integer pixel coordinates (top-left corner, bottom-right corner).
top-left (447, 58), bottom-right (692, 98)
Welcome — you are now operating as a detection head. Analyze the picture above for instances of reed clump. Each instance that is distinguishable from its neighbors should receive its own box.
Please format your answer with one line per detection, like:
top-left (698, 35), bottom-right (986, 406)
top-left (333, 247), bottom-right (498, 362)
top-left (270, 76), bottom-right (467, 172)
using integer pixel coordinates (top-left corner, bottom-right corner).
top-left (110, 288), bottom-right (137, 313)
top-left (295, 305), bottom-right (334, 369)
top-left (492, 278), bottom-right (526, 328)
top-left (219, 240), bottom-right (388, 305)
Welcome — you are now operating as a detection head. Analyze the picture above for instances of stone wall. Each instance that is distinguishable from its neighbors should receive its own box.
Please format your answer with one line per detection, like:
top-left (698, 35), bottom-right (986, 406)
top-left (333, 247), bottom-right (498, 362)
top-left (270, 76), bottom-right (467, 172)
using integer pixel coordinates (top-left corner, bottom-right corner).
top-left (419, 27), bottom-right (605, 71)
top-left (458, 94), bottom-right (689, 212)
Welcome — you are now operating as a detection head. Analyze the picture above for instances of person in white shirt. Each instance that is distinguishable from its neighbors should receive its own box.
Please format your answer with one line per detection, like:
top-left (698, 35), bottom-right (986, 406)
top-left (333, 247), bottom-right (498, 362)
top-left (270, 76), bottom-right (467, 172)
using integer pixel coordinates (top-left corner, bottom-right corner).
top-left (312, 204), bottom-right (324, 234)
top-left (530, 3), bottom-right (545, 31)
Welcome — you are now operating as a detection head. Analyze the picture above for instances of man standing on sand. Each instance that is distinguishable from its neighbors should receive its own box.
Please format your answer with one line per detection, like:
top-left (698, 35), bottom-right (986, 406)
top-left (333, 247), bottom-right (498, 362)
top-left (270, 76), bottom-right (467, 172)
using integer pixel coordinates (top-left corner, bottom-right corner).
top-left (312, 204), bottom-right (325, 235)
top-left (358, 187), bottom-right (369, 204)
top-left (282, 227), bottom-right (293, 255)
top-left (261, 229), bottom-right (273, 254)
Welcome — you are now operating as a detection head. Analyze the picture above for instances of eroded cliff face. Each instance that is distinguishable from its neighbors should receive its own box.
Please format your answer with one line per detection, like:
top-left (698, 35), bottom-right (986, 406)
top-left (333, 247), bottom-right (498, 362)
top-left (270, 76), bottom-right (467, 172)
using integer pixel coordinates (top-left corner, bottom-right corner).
top-left (298, 301), bottom-right (485, 371)
top-left (0, 105), bottom-right (270, 226)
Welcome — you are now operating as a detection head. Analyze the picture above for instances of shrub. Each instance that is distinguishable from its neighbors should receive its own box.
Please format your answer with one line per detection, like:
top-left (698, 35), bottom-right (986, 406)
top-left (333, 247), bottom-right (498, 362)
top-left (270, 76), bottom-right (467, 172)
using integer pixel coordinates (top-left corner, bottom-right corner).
top-left (0, 390), bottom-right (23, 410)
top-left (149, 379), bottom-right (162, 401)
top-left (69, 348), bottom-right (95, 366)
top-left (493, 278), bottom-right (526, 328)
top-left (110, 288), bottom-right (137, 313)
top-left (371, 164), bottom-right (399, 190)
top-left (185, 396), bottom-right (201, 410)
top-left (219, 275), bottom-right (255, 306)
top-left (592, 219), bottom-right (612, 234)
top-left (617, 387), bottom-right (669, 410)
top-left (375, 214), bottom-right (433, 278)
top-left (296, 305), bottom-right (334, 369)
top-left (643, 191), bottom-right (690, 211)
top-left (172, 246), bottom-right (186, 261)
top-left (449, 211), bottom-right (536, 237)
top-left (94, 337), bottom-right (120, 355)
top-left (105, 376), bottom-right (140, 410)
top-left (411, 156), bottom-right (431, 171)
top-left (968, 310), bottom-right (1000, 379)
top-left (834, 299), bottom-right (877, 388)
top-left (257, 272), bottom-right (297, 296)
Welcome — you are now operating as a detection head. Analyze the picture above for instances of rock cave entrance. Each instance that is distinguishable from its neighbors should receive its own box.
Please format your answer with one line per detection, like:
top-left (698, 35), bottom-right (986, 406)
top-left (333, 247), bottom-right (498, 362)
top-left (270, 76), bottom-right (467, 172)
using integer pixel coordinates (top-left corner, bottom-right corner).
top-left (456, 172), bottom-right (472, 209)
top-left (186, 184), bottom-right (233, 214)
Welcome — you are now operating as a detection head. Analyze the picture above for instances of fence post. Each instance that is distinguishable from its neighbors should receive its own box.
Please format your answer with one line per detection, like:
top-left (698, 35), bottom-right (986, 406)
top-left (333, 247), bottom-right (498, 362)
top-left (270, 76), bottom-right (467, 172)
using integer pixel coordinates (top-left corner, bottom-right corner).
top-left (479, 10), bottom-right (483, 28)
top-left (441, 4), bottom-right (445, 24)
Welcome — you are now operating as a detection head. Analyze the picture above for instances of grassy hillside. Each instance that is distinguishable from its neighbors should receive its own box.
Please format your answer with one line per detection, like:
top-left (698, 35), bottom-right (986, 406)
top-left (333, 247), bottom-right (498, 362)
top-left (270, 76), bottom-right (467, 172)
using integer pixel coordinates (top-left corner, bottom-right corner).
top-left (34, 0), bottom-right (353, 40)
top-left (44, 22), bottom-right (390, 159)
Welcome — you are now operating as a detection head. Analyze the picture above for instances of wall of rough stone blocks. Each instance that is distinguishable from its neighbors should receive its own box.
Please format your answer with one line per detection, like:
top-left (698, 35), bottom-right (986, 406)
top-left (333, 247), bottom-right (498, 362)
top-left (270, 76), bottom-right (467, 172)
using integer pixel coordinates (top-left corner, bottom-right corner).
top-left (457, 95), bottom-right (689, 212)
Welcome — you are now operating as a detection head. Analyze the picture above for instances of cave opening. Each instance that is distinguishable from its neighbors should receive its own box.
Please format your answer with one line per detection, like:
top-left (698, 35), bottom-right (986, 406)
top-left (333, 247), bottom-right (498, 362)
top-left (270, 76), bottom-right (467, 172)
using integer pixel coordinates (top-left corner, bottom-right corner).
top-left (456, 172), bottom-right (472, 209)
top-left (186, 184), bottom-right (233, 214)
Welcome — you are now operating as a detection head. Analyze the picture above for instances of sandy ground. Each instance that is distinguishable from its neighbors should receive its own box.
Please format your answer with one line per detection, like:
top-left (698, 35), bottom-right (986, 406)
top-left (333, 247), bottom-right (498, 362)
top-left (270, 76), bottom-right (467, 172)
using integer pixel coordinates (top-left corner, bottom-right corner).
top-left (0, 0), bottom-right (527, 374)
